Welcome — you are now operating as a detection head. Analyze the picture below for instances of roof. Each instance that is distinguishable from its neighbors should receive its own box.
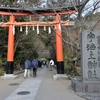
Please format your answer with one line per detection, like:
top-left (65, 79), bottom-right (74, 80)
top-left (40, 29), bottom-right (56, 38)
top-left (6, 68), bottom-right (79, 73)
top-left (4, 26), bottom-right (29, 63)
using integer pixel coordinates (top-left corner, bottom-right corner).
top-left (0, 6), bottom-right (76, 14)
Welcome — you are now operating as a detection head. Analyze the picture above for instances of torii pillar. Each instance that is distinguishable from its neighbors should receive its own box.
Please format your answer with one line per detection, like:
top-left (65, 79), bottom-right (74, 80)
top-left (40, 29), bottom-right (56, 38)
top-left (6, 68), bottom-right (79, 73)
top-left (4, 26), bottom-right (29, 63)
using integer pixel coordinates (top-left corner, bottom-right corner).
top-left (1, 15), bottom-right (18, 79)
top-left (53, 14), bottom-right (68, 80)
top-left (6, 15), bottom-right (15, 74)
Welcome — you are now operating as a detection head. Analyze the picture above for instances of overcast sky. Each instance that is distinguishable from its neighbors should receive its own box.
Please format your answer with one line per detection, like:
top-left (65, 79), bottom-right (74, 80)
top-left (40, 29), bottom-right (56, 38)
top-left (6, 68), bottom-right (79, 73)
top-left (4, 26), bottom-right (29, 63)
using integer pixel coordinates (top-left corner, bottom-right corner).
top-left (83, 0), bottom-right (100, 15)
top-left (88, 0), bottom-right (100, 12)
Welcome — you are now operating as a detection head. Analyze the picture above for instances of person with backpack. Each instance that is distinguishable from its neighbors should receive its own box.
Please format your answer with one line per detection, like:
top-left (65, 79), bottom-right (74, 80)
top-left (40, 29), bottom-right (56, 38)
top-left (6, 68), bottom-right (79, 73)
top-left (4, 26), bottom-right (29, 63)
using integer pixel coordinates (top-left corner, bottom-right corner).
top-left (24, 59), bottom-right (31, 79)
top-left (32, 59), bottom-right (38, 77)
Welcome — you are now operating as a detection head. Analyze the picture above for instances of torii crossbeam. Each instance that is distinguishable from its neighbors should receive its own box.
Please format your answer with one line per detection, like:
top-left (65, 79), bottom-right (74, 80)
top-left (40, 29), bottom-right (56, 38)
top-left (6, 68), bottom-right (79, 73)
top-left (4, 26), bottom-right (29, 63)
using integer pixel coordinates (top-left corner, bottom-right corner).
top-left (0, 7), bottom-right (76, 79)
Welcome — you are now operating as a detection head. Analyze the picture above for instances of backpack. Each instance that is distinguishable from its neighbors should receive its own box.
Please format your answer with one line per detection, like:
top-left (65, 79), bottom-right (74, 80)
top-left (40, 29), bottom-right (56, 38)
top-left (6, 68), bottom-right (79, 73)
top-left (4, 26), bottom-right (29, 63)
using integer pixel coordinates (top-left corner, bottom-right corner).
top-left (32, 60), bottom-right (38, 68)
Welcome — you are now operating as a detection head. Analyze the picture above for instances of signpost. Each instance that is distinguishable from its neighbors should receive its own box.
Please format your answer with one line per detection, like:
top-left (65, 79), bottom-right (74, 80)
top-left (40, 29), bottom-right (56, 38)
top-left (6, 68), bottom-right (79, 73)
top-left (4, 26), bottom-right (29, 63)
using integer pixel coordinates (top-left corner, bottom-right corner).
top-left (72, 30), bottom-right (100, 93)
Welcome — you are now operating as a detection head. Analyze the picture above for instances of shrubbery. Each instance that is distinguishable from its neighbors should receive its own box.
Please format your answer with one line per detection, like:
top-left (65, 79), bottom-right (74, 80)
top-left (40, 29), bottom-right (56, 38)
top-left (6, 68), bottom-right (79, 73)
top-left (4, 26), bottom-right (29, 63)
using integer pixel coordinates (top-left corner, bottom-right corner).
top-left (0, 68), bottom-right (4, 76)
top-left (64, 51), bottom-right (81, 76)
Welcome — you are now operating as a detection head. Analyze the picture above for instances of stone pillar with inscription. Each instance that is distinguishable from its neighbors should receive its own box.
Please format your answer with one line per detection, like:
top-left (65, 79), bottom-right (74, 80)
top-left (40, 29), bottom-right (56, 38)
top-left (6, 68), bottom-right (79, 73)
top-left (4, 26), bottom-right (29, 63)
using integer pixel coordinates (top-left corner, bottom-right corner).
top-left (71, 30), bottom-right (100, 93)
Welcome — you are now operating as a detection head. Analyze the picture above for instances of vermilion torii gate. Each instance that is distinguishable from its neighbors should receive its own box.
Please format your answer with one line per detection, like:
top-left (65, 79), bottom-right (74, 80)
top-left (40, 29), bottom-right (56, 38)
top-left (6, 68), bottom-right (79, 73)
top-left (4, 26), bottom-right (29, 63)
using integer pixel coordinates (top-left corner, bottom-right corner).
top-left (0, 7), bottom-right (76, 79)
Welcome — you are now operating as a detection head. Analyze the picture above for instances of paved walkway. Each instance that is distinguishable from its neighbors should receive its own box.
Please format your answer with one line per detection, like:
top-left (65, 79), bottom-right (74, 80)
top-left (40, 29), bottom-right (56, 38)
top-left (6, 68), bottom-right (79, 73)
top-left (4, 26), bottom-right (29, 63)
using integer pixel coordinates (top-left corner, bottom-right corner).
top-left (0, 66), bottom-right (86, 100)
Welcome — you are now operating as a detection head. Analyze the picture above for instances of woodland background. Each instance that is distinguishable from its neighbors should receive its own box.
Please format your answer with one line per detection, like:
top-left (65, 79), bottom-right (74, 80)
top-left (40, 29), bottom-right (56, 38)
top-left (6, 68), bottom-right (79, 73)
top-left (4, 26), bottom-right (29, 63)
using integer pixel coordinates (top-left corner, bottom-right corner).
top-left (0, 0), bottom-right (100, 76)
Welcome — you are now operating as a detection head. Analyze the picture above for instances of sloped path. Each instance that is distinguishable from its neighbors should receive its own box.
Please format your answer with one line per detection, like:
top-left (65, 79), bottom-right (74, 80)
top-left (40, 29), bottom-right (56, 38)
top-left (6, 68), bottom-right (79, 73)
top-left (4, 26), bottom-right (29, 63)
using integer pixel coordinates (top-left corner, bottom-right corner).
top-left (0, 67), bottom-right (86, 100)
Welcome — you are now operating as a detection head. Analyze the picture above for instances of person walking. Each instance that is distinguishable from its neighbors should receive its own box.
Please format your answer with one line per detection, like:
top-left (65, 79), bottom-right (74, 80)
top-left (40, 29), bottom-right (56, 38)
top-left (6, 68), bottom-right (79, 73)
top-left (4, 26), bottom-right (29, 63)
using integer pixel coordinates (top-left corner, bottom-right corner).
top-left (49, 59), bottom-right (54, 71)
top-left (32, 59), bottom-right (38, 77)
top-left (24, 59), bottom-right (31, 79)
top-left (42, 60), bottom-right (46, 68)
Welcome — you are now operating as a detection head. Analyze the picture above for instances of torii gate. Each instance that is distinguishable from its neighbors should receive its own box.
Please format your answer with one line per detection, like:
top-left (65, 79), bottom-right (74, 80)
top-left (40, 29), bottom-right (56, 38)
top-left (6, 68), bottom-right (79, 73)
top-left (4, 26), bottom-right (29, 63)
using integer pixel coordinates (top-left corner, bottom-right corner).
top-left (0, 7), bottom-right (76, 79)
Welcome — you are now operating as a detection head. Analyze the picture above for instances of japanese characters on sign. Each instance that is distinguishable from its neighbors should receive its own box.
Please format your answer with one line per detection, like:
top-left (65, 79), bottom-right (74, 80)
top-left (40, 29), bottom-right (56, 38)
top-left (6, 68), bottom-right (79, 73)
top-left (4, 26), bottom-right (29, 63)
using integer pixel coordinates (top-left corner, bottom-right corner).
top-left (81, 30), bottom-right (100, 83)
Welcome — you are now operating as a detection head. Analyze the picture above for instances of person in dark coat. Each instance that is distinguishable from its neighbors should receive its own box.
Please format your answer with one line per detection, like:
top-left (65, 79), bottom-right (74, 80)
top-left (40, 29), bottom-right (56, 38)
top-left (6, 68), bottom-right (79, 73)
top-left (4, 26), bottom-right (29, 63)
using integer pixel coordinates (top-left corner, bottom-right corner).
top-left (32, 59), bottom-right (38, 77)
top-left (24, 59), bottom-right (31, 79)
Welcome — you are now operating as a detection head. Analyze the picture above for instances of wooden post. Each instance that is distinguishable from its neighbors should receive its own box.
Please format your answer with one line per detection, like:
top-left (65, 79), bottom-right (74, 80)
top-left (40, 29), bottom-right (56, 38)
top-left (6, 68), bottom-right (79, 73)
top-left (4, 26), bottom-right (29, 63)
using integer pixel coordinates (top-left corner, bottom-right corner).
top-left (6, 15), bottom-right (15, 74)
top-left (55, 14), bottom-right (64, 74)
